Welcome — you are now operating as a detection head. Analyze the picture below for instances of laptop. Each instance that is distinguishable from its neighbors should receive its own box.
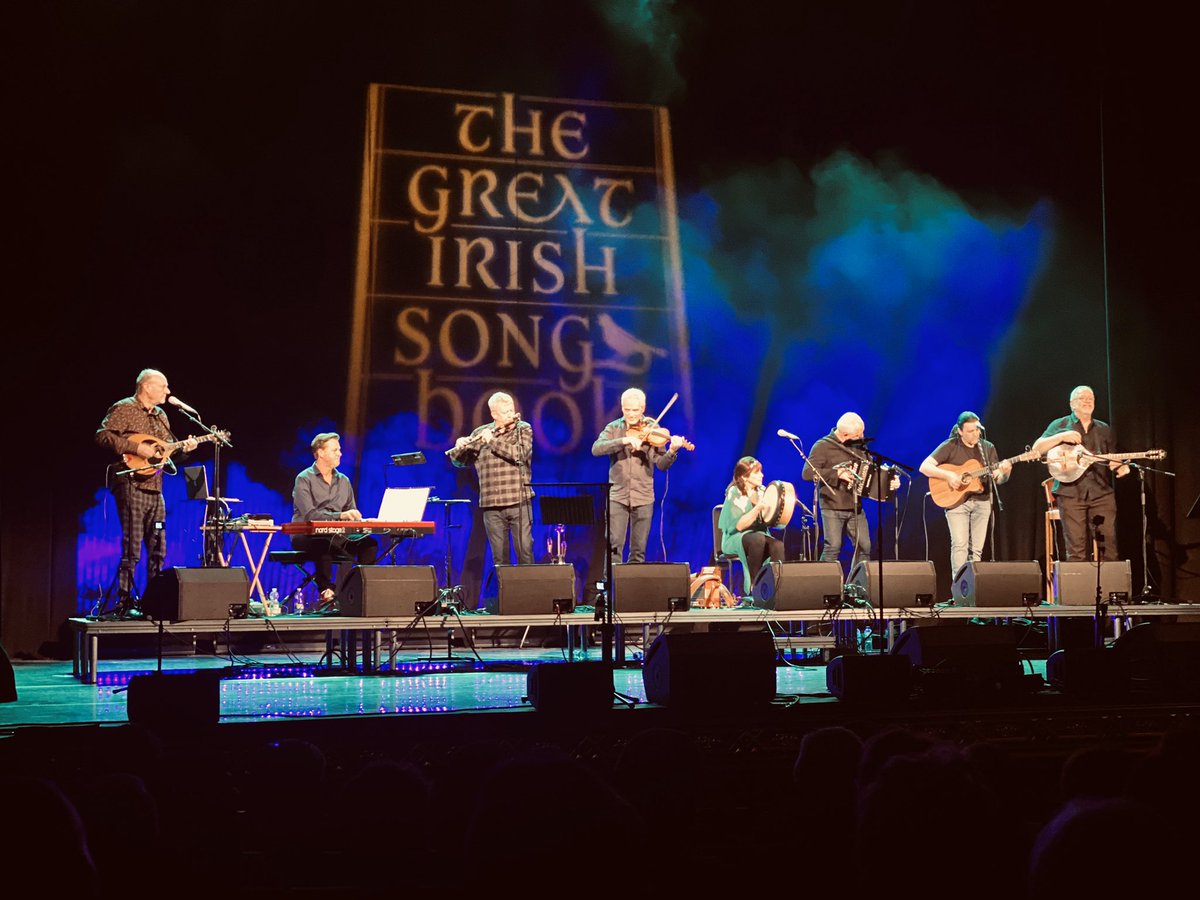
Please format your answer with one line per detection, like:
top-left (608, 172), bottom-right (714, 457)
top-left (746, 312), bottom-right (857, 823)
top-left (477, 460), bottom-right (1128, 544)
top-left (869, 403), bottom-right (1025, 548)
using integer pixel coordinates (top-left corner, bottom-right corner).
top-left (183, 465), bottom-right (242, 505)
top-left (375, 486), bottom-right (431, 522)
top-left (183, 465), bottom-right (210, 501)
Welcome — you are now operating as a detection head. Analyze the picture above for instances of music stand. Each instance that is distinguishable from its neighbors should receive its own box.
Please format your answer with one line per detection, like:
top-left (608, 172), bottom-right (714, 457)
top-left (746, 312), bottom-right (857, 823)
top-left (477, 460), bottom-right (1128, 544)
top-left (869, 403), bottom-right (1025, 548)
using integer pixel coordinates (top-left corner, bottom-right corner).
top-left (537, 495), bottom-right (597, 527)
top-left (426, 497), bottom-right (471, 606)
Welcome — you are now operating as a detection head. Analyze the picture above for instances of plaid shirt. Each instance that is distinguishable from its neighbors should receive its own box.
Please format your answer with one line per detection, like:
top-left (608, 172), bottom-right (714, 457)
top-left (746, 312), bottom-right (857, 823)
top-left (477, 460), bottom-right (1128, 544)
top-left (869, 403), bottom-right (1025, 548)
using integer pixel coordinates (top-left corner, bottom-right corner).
top-left (95, 397), bottom-right (179, 492)
top-left (448, 421), bottom-right (534, 508)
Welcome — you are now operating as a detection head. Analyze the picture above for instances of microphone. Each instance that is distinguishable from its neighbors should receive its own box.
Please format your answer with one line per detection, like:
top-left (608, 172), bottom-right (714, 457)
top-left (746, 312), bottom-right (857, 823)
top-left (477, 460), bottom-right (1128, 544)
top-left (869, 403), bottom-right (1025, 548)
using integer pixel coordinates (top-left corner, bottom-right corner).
top-left (777, 428), bottom-right (801, 440)
top-left (168, 396), bottom-right (199, 415)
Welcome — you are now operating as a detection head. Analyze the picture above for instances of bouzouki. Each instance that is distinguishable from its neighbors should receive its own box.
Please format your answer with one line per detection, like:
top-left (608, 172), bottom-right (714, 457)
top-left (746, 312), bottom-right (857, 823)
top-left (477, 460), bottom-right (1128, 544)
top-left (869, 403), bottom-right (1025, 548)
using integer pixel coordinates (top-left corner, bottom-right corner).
top-left (119, 431), bottom-right (231, 479)
top-left (928, 450), bottom-right (1039, 509)
top-left (1044, 445), bottom-right (1165, 484)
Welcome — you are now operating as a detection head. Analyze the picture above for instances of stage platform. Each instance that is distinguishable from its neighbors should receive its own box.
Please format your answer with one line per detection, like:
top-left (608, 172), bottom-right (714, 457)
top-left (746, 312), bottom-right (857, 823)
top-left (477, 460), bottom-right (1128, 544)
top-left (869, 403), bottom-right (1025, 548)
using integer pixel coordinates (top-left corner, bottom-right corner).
top-left (64, 600), bottom-right (1200, 683)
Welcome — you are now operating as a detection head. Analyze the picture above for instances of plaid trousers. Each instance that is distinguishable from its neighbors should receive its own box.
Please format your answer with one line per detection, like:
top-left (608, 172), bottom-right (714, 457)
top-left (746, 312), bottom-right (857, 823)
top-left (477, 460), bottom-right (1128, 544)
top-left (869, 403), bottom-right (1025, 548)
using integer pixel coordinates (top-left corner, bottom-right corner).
top-left (112, 480), bottom-right (166, 598)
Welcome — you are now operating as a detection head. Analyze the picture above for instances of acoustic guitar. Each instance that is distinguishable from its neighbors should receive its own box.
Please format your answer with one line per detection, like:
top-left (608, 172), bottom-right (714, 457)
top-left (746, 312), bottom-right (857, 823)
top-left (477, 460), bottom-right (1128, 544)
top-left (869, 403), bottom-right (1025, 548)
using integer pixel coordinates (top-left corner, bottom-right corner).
top-left (119, 430), bottom-right (230, 479)
top-left (1044, 445), bottom-right (1165, 483)
top-left (928, 450), bottom-right (1039, 509)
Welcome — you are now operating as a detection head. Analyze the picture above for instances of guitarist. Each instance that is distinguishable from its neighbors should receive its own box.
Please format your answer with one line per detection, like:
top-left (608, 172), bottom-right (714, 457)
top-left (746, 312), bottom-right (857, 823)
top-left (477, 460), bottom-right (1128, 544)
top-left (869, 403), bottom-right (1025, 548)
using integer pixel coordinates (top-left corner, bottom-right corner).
top-left (919, 411), bottom-right (1011, 578)
top-left (1030, 385), bottom-right (1128, 561)
top-left (95, 369), bottom-right (198, 614)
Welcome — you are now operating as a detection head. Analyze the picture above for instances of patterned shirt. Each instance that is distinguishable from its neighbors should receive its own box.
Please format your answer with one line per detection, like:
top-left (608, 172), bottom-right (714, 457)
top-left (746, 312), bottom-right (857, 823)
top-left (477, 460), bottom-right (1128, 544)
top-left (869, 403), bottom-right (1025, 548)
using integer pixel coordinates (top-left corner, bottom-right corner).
top-left (591, 418), bottom-right (679, 506)
top-left (95, 396), bottom-right (179, 493)
top-left (292, 464), bottom-right (359, 522)
top-left (448, 421), bottom-right (534, 509)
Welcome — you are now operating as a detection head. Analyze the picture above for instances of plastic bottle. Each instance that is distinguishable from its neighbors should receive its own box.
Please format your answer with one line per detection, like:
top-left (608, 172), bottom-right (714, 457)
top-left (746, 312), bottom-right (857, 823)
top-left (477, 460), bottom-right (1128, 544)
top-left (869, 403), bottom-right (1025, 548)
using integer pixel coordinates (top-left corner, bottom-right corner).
top-left (267, 587), bottom-right (280, 617)
top-left (292, 588), bottom-right (305, 616)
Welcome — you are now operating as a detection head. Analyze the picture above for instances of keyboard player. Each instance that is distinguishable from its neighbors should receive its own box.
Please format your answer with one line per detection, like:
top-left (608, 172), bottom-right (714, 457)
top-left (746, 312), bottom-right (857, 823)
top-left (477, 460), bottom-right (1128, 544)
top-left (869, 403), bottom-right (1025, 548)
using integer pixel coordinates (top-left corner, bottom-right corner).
top-left (291, 431), bottom-right (378, 609)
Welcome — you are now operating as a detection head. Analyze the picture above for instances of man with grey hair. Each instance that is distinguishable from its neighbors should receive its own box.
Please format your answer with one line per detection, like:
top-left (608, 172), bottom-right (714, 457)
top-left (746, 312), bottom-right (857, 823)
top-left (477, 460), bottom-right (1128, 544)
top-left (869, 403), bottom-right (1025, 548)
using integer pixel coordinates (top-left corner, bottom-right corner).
top-left (592, 387), bottom-right (685, 565)
top-left (291, 431), bottom-right (378, 608)
top-left (449, 391), bottom-right (534, 567)
top-left (96, 369), bottom-right (198, 614)
top-left (802, 411), bottom-right (893, 573)
top-left (1031, 385), bottom-right (1127, 561)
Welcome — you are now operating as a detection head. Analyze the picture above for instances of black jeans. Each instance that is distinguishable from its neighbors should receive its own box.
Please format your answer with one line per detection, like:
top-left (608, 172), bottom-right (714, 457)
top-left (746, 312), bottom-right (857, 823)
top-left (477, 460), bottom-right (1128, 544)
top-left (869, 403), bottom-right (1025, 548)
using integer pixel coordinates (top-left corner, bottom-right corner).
top-left (482, 502), bottom-right (534, 566)
top-left (1058, 492), bottom-right (1119, 561)
top-left (290, 534), bottom-right (378, 593)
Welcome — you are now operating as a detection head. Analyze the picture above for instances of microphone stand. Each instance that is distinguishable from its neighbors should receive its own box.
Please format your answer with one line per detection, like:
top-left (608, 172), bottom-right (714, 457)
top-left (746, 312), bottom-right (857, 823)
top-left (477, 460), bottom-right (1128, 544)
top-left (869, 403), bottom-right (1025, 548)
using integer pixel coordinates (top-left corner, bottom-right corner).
top-left (783, 436), bottom-right (823, 561)
top-left (856, 443), bottom-right (913, 654)
top-left (1130, 460), bottom-right (1175, 603)
top-left (1093, 522), bottom-right (1107, 649)
top-left (983, 432), bottom-right (1003, 563)
top-left (174, 405), bottom-right (234, 568)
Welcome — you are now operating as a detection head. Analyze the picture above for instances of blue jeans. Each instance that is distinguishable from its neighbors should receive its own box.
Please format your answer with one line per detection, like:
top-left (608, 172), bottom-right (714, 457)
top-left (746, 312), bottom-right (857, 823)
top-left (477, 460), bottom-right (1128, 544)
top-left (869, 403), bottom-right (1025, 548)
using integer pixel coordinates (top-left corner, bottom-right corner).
top-left (609, 502), bottom-right (653, 564)
top-left (945, 497), bottom-right (992, 576)
top-left (820, 508), bottom-right (870, 573)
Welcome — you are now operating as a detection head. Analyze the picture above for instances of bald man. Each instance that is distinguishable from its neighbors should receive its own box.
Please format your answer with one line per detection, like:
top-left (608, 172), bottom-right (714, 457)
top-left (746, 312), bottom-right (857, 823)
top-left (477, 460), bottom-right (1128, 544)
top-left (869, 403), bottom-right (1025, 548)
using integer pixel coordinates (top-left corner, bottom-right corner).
top-left (802, 412), bottom-right (877, 572)
top-left (592, 387), bottom-right (684, 564)
top-left (95, 368), bottom-right (198, 613)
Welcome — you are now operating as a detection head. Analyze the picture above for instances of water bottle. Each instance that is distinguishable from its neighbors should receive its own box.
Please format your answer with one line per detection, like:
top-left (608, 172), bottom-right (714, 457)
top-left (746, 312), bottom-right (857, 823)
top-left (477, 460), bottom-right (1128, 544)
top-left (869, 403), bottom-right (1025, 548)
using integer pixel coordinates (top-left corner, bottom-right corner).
top-left (267, 587), bottom-right (280, 617)
top-left (292, 588), bottom-right (305, 616)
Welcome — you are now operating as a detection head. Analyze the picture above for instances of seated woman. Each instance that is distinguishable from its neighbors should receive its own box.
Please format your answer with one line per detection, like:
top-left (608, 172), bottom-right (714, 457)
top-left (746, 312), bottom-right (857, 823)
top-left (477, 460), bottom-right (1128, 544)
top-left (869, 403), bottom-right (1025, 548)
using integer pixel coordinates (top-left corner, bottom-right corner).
top-left (719, 456), bottom-right (786, 596)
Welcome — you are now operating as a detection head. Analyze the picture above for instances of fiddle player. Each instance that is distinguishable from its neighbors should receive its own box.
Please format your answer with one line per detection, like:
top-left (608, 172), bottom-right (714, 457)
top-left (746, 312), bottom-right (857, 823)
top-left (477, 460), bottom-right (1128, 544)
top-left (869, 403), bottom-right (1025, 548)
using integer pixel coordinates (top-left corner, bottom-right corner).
top-left (592, 387), bottom-right (684, 565)
top-left (719, 457), bottom-right (786, 595)
top-left (448, 391), bottom-right (534, 566)
top-left (95, 368), bottom-right (199, 615)
top-left (291, 432), bottom-right (379, 609)
top-left (802, 412), bottom-right (898, 573)
top-left (918, 411), bottom-right (1011, 577)
top-left (1030, 385), bottom-right (1127, 561)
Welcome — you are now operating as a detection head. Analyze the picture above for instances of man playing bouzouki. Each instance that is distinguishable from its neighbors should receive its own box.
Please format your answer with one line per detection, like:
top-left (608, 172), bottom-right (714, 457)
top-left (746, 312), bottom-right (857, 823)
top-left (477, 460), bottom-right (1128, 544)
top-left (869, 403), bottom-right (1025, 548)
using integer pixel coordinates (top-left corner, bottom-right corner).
top-left (919, 411), bottom-right (1011, 577)
top-left (1030, 385), bottom-right (1128, 561)
top-left (95, 369), bottom-right (199, 614)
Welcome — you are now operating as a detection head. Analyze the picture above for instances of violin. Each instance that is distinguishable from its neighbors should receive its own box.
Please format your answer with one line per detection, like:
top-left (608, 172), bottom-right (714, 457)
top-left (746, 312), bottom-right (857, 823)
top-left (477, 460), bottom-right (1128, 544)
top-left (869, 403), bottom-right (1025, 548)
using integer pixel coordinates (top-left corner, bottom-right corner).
top-left (626, 419), bottom-right (695, 451)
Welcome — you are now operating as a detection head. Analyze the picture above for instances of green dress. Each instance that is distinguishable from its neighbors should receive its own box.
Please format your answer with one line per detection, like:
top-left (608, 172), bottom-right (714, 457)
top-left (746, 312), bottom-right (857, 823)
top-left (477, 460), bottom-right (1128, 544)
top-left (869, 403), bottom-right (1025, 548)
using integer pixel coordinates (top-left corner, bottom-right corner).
top-left (719, 484), bottom-right (769, 594)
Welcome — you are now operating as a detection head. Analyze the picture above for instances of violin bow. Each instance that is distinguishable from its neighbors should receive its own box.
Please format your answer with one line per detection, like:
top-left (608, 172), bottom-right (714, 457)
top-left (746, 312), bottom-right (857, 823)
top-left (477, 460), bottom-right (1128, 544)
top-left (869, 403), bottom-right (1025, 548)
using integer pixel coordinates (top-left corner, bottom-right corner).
top-left (649, 392), bottom-right (679, 426)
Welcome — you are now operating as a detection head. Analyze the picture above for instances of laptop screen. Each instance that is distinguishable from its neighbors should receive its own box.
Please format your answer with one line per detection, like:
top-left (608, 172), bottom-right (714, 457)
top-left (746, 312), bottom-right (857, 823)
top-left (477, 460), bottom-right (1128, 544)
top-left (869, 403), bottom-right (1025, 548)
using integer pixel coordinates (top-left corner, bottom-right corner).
top-left (183, 465), bottom-right (209, 501)
top-left (375, 487), bottom-right (431, 522)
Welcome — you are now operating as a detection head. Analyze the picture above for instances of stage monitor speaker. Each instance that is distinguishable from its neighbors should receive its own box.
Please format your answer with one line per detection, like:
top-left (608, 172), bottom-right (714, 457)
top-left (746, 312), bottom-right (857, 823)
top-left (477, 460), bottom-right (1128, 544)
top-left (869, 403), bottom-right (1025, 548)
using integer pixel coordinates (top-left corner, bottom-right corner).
top-left (751, 561), bottom-right (844, 610)
top-left (1, 642), bottom-right (15, 703)
top-left (613, 563), bottom-right (691, 613)
top-left (642, 629), bottom-right (776, 709)
top-left (1045, 647), bottom-right (1130, 696)
top-left (142, 568), bottom-right (249, 622)
top-left (848, 561), bottom-right (936, 607)
top-left (826, 654), bottom-right (912, 704)
top-left (126, 670), bottom-right (221, 729)
top-left (891, 623), bottom-right (1023, 686)
top-left (527, 662), bottom-right (614, 714)
top-left (340, 565), bottom-right (437, 616)
top-left (1053, 560), bottom-right (1132, 606)
top-left (1113, 622), bottom-right (1200, 696)
top-left (495, 564), bottom-right (577, 615)
top-left (951, 561), bottom-right (1043, 608)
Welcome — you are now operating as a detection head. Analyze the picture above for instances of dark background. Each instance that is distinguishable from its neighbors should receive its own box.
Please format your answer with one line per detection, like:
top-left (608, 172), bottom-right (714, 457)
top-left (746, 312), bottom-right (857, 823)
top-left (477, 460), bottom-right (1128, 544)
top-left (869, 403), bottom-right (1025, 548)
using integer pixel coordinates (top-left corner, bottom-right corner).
top-left (4, 1), bottom-right (1197, 655)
